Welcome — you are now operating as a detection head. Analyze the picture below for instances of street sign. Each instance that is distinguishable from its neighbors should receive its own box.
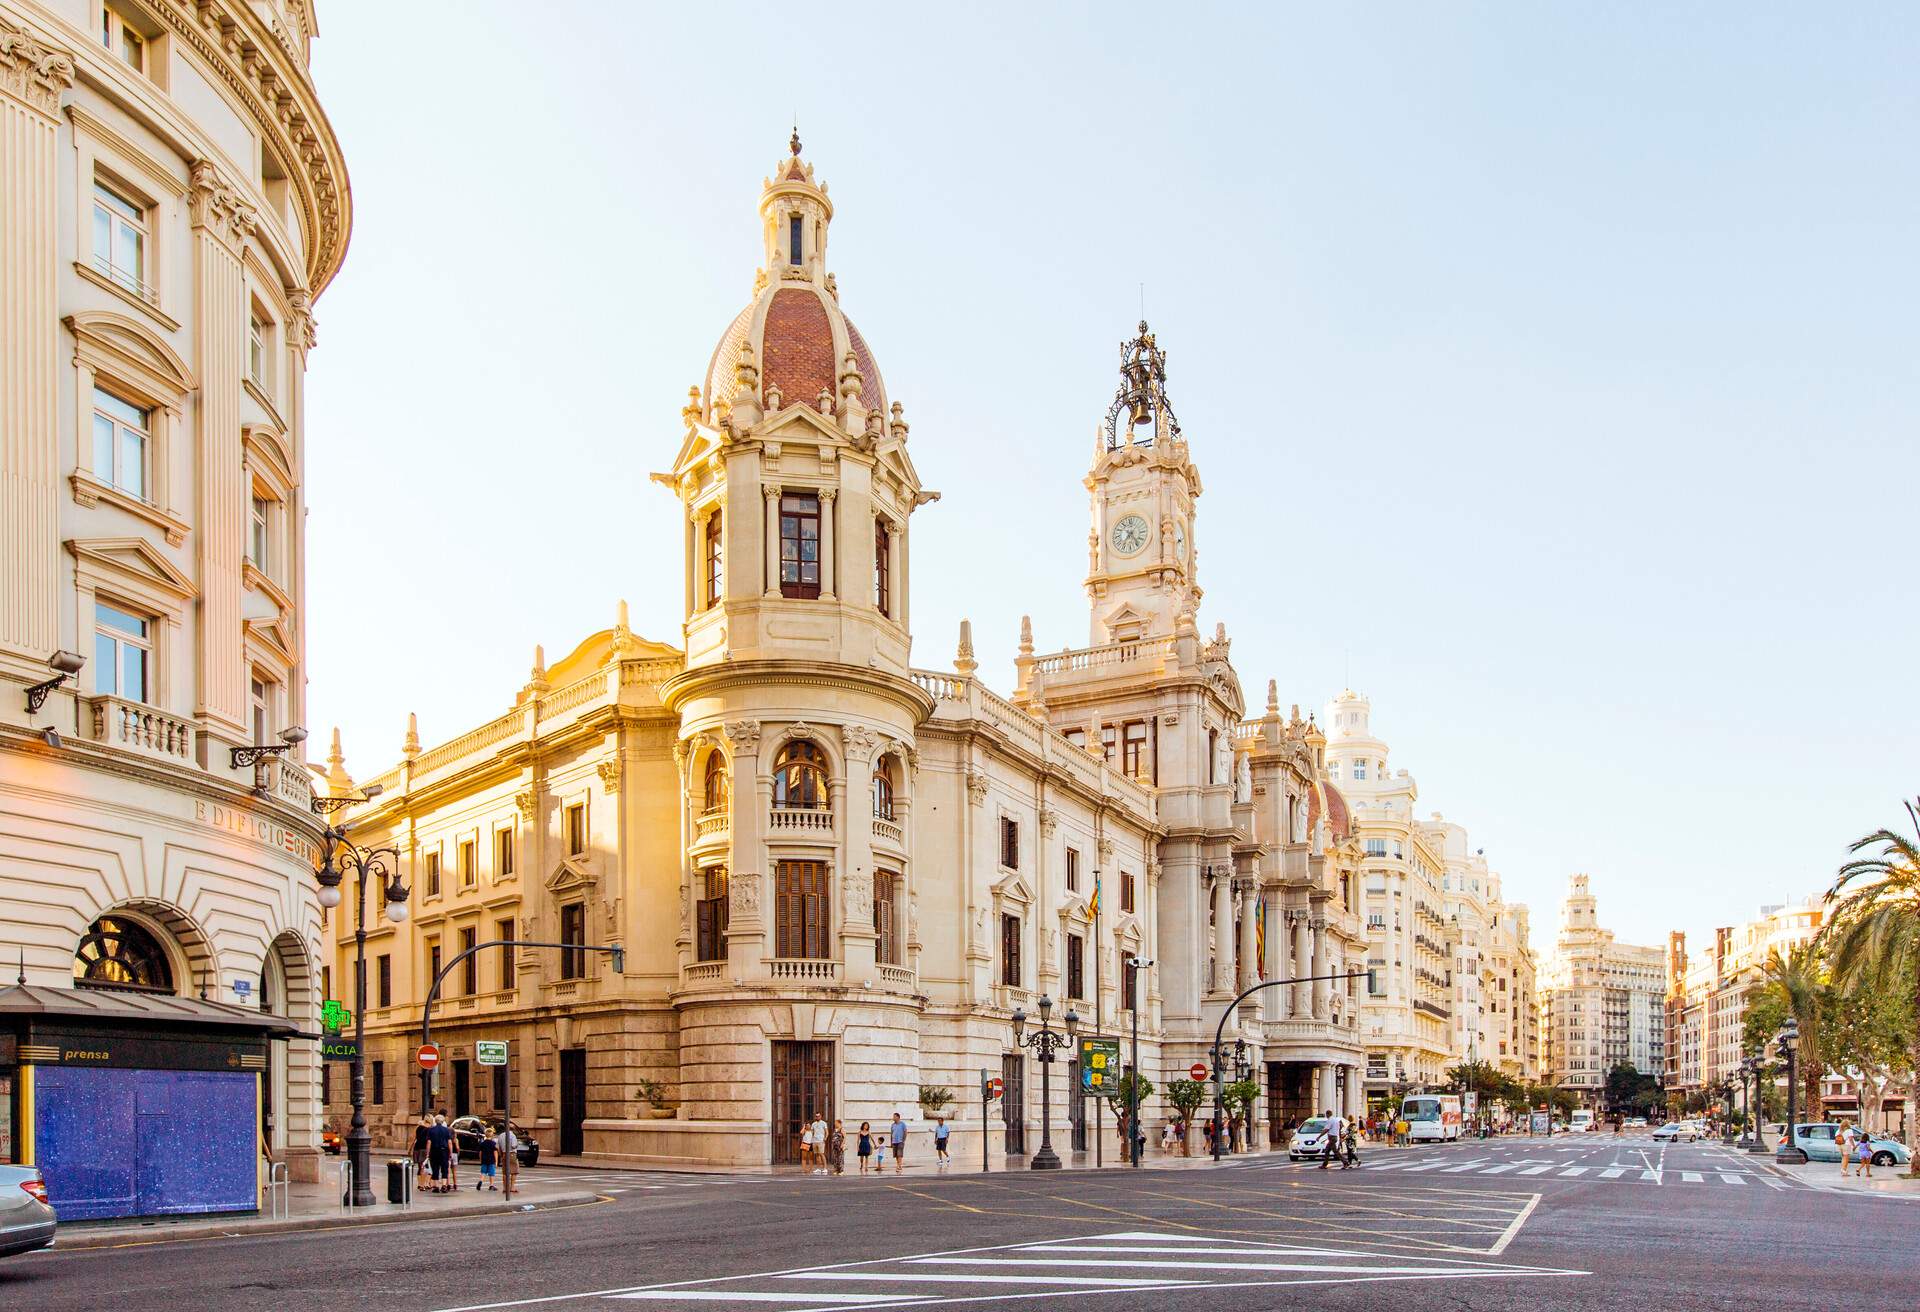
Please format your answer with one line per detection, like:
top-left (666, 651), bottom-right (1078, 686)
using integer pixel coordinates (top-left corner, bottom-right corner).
top-left (1079, 1037), bottom-right (1121, 1094)
top-left (231, 978), bottom-right (251, 1000)
top-left (321, 999), bottom-right (351, 1032)
top-left (985, 1076), bottom-right (1003, 1100)
top-left (1189, 1062), bottom-right (1209, 1081)
top-left (476, 1040), bottom-right (508, 1067)
top-left (320, 1037), bottom-right (359, 1062)
top-left (417, 1043), bottom-right (440, 1071)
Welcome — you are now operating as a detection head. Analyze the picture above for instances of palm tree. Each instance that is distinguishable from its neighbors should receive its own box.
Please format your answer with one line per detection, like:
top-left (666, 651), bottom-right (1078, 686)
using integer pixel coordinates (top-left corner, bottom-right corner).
top-left (1759, 941), bottom-right (1827, 1118)
top-left (1825, 796), bottom-right (1920, 1175)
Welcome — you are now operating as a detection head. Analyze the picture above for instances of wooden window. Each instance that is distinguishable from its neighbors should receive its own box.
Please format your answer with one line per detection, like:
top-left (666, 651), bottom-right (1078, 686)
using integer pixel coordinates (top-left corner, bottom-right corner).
top-left (459, 839), bottom-right (477, 889)
top-left (496, 919), bottom-right (515, 988)
top-left (703, 752), bottom-right (730, 813)
top-left (778, 491), bottom-right (821, 598)
top-left (1122, 721), bottom-right (1148, 778)
top-left (1067, 934), bottom-right (1084, 1001)
top-left (696, 867), bottom-right (730, 962)
top-left (565, 802), bottom-right (587, 855)
top-left (874, 871), bottom-right (898, 965)
top-left (377, 954), bottom-right (391, 1008)
top-left (775, 861), bottom-right (828, 959)
top-left (372, 1060), bottom-right (385, 1106)
top-left (496, 828), bottom-right (515, 879)
top-left (871, 767), bottom-right (894, 820)
top-left (705, 511), bottom-right (723, 608)
top-left (459, 926), bottom-right (477, 995)
top-left (1000, 817), bottom-right (1018, 869)
top-left (1121, 871), bottom-right (1136, 913)
top-left (1000, 913), bottom-right (1021, 987)
top-left (772, 740), bottom-right (826, 809)
top-left (427, 938), bottom-right (441, 991)
top-left (1065, 847), bottom-right (1080, 892)
top-left (424, 851), bottom-right (441, 897)
top-left (874, 518), bottom-right (890, 616)
top-left (559, 903), bottom-right (587, 978)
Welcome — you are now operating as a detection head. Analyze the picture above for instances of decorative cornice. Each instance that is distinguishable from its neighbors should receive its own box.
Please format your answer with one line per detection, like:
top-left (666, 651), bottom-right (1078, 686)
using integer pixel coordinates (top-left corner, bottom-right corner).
top-left (0, 17), bottom-right (75, 116)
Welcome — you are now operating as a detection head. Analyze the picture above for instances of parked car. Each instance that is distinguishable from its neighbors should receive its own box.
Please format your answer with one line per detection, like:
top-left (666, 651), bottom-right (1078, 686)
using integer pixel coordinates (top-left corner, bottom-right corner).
top-left (1651, 1122), bottom-right (1701, 1142)
top-left (0, 1165), bottom-right (56, 1258)
top-left (1788, 1123), bottom-right (1911, 1167)
top-left (450, 1115), bottom-right (540, 1165)
top-left (1287, 1117), bottom-right (1335, 1161)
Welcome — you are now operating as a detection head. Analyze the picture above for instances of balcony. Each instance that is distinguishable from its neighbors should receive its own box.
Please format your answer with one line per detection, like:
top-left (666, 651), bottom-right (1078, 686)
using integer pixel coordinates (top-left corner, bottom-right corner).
top-left (768, 958), bottom-right (840, 983)
top-left (878, 963), bottom-right (914, 989)
top-left (694, 808), bottom-right (729, 845)
top-left (683, 961), bottom-right (726, 984)
top-left (871, 815), bottom-right (903, 846)
top-left (86, 695), bottom-right (193, 765)
top-left (769, 806), bottom-right (833, 835)
top-left (264, 758), bottom-right (313, 811)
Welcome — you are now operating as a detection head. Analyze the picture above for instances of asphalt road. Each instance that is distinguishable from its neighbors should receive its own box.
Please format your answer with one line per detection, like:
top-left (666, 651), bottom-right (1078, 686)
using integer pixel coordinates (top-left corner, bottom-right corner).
top-left (4, 1135), bottom-right (1910, 1312)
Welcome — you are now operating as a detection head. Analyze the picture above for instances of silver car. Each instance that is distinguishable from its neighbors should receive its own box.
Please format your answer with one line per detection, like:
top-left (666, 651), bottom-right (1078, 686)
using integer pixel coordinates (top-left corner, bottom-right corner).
top-left (0, 1164), bottom-right (55, 1257)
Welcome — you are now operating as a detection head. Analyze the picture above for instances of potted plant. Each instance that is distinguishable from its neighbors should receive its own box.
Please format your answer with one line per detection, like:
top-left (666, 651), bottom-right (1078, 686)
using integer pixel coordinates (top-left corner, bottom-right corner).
top-left (917, 1084), bottom-right (954, 1120)
top-left (636, 1078), bottom-right (677, 1119)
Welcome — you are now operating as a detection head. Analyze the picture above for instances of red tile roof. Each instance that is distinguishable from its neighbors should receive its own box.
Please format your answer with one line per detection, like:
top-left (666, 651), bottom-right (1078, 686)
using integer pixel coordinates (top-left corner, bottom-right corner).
top-left (762, 288), bottom-right (836, 409)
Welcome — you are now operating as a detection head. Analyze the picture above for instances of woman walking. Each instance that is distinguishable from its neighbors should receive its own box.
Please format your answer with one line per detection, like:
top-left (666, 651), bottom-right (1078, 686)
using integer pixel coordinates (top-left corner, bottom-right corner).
top-left (857, 1121), bottom-right (874, 1174)
top-left (413, 1115), bottom-right (432, 1190)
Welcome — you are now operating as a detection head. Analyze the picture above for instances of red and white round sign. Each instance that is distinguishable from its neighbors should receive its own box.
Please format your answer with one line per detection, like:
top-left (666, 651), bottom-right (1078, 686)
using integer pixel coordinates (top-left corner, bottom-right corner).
top-left (417, 1043), bottom-right (441, 1071)
top-left (1189, 1062), bottom-right (1209, 1081)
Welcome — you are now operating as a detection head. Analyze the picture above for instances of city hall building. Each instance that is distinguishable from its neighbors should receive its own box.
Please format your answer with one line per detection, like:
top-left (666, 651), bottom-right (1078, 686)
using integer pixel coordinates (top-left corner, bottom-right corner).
top-left (0, 0), bottom-right (350, 1216)
top-left (324, 141), bottom-right (1370, 1167)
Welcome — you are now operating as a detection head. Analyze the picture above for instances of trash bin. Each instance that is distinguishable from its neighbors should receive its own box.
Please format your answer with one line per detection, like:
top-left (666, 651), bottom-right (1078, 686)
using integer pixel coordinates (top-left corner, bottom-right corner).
top-left (387, 1158), bottom-right (412, 1204)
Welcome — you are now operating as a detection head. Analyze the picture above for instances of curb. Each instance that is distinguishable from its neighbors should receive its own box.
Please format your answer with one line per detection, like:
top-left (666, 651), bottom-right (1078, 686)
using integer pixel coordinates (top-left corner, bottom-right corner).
top-left (49, 1190), bottom-right (606, 1250)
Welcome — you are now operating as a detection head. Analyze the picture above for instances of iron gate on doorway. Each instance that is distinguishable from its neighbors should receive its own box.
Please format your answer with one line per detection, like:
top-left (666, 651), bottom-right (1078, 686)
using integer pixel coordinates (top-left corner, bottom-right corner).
top-left (772, 1040), bottom-right (833, 1165)
top-left (1002, 1053), bottom-right (1025, 1155)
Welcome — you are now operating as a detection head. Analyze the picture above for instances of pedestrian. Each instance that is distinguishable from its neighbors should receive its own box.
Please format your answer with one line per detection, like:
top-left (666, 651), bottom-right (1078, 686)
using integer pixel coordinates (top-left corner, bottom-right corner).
top-left (828, 1119), bottom-right (846, 1176)
top-left (934, 1116), bottom-right (950, 1166)
top-left (427, 1113), bottom-right (454, 1194)
top-left (857, 1121), bottom-right (874, 1174)
top-left (1837, 1122), bottom-right (1855, 1178)
top-left (1162, 1119), bottom-right (1178, 1155)
top-left (809, 1112), bottom-right (829, 1175)
top-left (890, 1111), bottom-right (907, 1173)
top-left (477, 1123), bottom-right (499, 1191)
top-left (413, 1115), bottom-right (432, 1190)
top-left (1343, 1118), bottom-right (1360, 1168)
top-left (1317, 1108), bottom-right (1345, 1170)
top-left (498, 1122), bottom-right (519, 1192)
top-left (1858, 1132), bottom-right (1875, 1180)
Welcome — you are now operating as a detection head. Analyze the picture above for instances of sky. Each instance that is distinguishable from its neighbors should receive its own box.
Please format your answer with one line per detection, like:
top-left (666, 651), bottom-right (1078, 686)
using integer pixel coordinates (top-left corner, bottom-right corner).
top-left (302, 3), bottom-right (1919, 953)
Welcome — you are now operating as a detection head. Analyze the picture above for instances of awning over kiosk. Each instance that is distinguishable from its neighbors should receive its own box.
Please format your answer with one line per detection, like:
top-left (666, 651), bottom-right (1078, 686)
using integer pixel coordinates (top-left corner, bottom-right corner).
top-left (0, 984), bottom-right (314, 1221)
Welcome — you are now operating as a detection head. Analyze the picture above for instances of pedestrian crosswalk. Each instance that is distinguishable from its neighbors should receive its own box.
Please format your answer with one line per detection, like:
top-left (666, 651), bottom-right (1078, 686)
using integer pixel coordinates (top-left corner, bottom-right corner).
top-left (519, 1168), bottom-right (769, 1195)
top-left (592, 1230), bottom-right (1586, 1307)
top-left (1227, 1153), bottom-right (1801, 1190)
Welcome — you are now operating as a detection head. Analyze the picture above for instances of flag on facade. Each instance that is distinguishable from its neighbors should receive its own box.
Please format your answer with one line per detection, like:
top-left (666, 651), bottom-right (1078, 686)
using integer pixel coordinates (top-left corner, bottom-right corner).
top-left (1089, 872), bottom-right (1100, 917)
top-left (1254, 897), bottom-right (1265, 978)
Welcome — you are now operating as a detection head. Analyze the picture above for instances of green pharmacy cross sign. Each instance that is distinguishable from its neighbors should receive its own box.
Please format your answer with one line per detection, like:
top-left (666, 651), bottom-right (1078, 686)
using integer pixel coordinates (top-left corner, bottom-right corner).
top-left (321, 999), bottom-right (352, 1032)
top-left (1079, 1037), bottom-right (1121, 1094)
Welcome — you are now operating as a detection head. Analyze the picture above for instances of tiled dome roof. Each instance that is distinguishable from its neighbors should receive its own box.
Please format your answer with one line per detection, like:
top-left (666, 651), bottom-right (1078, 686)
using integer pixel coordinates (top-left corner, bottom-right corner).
top-left (1309, 780), bottom-right (1351, 842)
top-left (701, 283), bottom-right (887, 425)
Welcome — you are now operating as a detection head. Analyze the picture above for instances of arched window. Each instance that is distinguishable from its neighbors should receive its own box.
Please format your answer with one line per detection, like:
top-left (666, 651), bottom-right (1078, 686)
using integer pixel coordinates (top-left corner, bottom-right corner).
top-left (772, 740), bottom-right (827, 810)
top-left (73, 915), bottom-right (174, 993)
top-left (702, 752), bottom-right (729, 814)
top-left (871, 762), bottom-right (895, 820)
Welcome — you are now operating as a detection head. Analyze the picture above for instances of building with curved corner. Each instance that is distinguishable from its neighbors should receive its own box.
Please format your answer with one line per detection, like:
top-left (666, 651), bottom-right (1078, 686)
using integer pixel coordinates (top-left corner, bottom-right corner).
top-left (1541, 873), bottom-right (1665, 1107)
top-left (0, 0), bottom-right (349, 1217)
top-left (323, 139), bottom-right (1370, 1168)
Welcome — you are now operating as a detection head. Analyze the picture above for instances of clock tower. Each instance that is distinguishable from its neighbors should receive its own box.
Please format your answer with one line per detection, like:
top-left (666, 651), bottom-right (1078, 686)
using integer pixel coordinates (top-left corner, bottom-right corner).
top-left (1083, 322), bottom-right (1203, 645)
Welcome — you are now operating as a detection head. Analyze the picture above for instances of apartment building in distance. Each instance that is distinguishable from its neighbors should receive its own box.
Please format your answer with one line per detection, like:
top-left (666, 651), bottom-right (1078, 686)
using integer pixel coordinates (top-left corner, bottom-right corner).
top-left (1424, 815), bottom-right (1537, 1083)
top-left (1540, 874), bottom-right (1665, 1106)
top-left (1665, 897), bottom-right (1825, 1103)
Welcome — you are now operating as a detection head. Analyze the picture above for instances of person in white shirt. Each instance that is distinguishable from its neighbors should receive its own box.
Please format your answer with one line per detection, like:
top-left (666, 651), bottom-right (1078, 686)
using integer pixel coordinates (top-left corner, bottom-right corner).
top-left (809, 1115), bottom-right (829, 1175)
top-left (1318, 1110), bottom-right (1347, 1169)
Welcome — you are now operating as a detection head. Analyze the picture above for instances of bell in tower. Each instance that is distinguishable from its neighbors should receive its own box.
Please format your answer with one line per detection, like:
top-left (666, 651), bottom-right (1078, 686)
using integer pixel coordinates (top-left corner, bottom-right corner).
top-left (1108, 321), bottom-right (1178, 447)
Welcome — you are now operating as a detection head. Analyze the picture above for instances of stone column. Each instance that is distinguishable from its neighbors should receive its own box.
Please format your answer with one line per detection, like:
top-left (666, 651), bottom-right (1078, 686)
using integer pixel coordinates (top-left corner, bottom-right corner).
top-left (1236, 881), bottom-right (1258, 997)
top-left (0, 22), bottom-right (71, 676)
top-left (1349, 1065), bottom-right (1367, 1120)
top-left (1311, 915), bottom-right (1330, 1020)
top-left (840, 724), bottom-right (878, 980)
top-left (1291, 913), bottom-right (1311, 1016)
top-left (1317, 1064), bottom-right (1336, 1115)
top-left (763, 486), bottom-right (781, 596)
top-left (724, 720), bottom-right (766, 973)
top-left (819, 487), bottom-right (837, 600)
top-left (1211, 870), bottom-right (1234, 997)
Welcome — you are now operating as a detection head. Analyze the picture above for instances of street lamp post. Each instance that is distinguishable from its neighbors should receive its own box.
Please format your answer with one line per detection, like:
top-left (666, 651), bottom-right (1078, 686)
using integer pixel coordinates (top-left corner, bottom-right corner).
top-left (1745, 1056), bottom-right (1770, 1154)
top-left (314, 824), bottom-right (411, 1208)
top-left (1127, 956), bottom-right (1152, 1168)
top-left (1011, 995), bottom-right (1078, 1170)
top-left (1774, 1018), bottom-right (1806, 1164)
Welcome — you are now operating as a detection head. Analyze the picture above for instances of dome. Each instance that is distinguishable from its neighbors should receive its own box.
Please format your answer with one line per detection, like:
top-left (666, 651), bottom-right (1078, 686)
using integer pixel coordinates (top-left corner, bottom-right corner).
top-left (699, 137), bottom-right (887, 426)
top-left (1309, 779), bottom-right (1351, 842)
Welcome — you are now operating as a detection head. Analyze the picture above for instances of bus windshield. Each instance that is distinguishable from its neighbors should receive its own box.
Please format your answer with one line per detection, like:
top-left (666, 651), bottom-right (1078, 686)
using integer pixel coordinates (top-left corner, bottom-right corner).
top-left (1403, 1098), bottom-right (1440, 1122)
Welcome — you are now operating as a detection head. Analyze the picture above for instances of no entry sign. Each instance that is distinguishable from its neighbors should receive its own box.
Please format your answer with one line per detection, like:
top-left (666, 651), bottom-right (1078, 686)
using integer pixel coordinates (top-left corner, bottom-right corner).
top-left (1189, 1062), bottom-right (1209, 1081)
top-left (417, 1043), bottom-right (441, 1071)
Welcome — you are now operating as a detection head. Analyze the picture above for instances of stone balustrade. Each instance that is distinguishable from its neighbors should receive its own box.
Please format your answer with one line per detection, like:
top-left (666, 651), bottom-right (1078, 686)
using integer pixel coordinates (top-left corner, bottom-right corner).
top-left (86, 695), bottom-right (194, 765)
top-left (768, 806), bottom-right (833, 834)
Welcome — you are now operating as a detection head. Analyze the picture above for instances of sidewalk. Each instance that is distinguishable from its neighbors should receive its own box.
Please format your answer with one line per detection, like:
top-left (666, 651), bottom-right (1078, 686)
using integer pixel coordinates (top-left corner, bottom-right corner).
top-left (54, 1166), bottom-right (603, 1250)
top-left (1767, 1159), bottom-right (1920, 1197)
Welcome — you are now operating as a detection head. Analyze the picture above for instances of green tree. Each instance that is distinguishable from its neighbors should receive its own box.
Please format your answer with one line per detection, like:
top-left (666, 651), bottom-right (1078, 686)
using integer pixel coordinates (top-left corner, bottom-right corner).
top-left (1103, 1071), bottom-right (1156, 1124)
top-left (1224, 1078), bottom-right (1261, 1149)
top-left (1825, 796), bottom-right (1920, 1175)
top-left (1165, 1078), bottom-right (1208, 1155)
top-left (1743, 989), bottom-right (1791, 1059)
top-left (1820, 964), bottom-right (1915, 1143)
top-left (1760, 941), bottom-right (1830, 1117)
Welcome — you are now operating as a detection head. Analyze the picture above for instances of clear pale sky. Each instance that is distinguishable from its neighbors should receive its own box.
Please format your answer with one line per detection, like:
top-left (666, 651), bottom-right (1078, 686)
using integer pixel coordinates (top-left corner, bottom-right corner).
top-left (302, 3), bottom-right (1918, 953)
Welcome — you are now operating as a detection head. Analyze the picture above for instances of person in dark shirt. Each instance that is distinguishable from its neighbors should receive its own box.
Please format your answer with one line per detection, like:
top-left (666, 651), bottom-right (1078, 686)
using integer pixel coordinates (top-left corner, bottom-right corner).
top-left (427, 1113), bottom-right (455, 1193)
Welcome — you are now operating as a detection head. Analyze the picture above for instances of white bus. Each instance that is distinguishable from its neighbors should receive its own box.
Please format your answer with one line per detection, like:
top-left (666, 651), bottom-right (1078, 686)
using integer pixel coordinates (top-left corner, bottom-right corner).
top-left (1570, 1109), bottom-right (1596, 1133)
top-left (1401, 1094), bottom-right (1463, 1142)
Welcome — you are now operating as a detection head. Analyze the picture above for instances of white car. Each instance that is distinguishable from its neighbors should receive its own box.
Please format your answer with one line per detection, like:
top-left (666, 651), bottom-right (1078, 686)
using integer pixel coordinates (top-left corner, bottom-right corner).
top-left (1288, 1117), bottom-right (1337, 1161)
top-left (1651, 1121), bottom-right (1701, 1142)
top-left (1625, 1117), bottom-right (1648, 1128)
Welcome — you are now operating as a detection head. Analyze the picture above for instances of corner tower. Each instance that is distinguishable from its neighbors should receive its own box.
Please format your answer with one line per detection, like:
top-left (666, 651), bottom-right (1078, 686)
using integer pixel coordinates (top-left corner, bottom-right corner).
top-left (1083, 322), bottom-right (1202, 646)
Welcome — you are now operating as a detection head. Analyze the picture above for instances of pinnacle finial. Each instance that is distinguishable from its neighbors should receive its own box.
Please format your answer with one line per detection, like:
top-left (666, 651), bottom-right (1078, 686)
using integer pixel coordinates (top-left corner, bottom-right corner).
top-left (955, 619), bottom-right (978, 676)
top-left (1019, 614), bottom-right (1034, 657)
top-left (1267, 679), bottom-right (1280, 715)
top-left (790, 125), bottom-right (802, 157)
top-left (402, 712), bottom-right (420, 759)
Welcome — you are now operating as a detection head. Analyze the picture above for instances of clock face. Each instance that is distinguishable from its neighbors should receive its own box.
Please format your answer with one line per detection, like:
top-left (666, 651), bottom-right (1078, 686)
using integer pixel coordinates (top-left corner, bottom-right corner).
top-left (1174, 523), bottom-right (1187, 563)
top-left (1110, 514), bottom-right (1150, 557)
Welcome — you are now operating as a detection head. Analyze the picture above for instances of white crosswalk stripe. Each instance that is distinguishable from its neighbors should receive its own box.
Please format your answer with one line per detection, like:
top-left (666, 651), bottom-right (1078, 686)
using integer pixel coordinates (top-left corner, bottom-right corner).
top-left (1238, 1153), bottom-right (1803, 1190)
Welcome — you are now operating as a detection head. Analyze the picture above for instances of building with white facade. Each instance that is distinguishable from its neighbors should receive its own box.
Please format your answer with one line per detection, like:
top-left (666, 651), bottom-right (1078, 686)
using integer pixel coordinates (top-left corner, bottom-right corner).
top-left (1424, 815), bottom-right (1536, 1083)
top-left (1540, 874), bottom-right (1665, 1106)
top-left (1664, 897), bottom-right (1826, 1104)
top-left (0, 0), bottom-right (350, 1219)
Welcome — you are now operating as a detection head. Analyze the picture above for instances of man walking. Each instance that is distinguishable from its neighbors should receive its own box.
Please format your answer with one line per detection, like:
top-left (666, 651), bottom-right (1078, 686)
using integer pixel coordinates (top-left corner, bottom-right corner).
top-left (1317, 1108), bottom-right (1345, 1170)
top-left (933, 1116), bottom-right (950, 1166)
top-left (889, 1111), bottom-right (907, 1173)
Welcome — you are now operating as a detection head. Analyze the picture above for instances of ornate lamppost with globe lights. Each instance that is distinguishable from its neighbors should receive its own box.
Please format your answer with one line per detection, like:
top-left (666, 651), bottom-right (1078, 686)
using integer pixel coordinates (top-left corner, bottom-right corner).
top-left (1010, 995), bottom-right (1078, 1170)
top-left (1773, 1018), bottom-right (1806, 1164)
top-left (314, 822), bottom-right (410, 1207)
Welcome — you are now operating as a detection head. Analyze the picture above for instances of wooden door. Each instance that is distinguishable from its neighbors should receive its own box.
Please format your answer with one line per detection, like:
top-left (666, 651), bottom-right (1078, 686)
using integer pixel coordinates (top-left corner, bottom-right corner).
top-left (559, 1049), bottom-right (587, 1156)
top-left (772, 1040), bottom-right (833, 1165)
